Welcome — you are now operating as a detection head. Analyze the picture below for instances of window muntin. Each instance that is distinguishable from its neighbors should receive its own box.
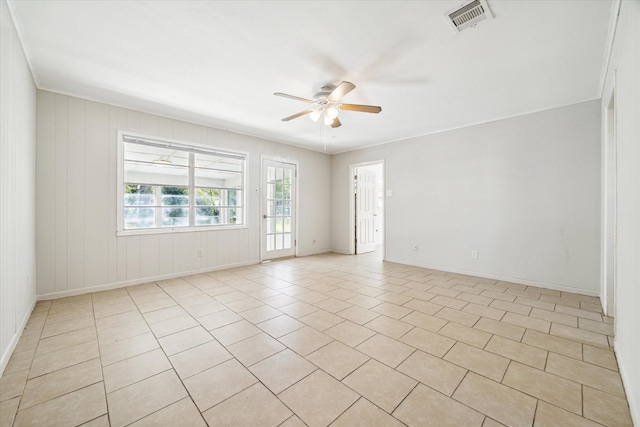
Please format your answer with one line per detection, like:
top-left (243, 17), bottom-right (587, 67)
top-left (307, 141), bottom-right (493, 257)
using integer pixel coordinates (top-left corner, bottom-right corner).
top-left (119, 133), bottom-right (246, 233)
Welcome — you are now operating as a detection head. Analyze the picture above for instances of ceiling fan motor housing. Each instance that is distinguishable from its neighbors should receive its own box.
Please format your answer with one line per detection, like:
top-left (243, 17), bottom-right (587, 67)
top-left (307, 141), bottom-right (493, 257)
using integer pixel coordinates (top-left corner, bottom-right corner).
top-left (313, 87), bottom-right (333, 103)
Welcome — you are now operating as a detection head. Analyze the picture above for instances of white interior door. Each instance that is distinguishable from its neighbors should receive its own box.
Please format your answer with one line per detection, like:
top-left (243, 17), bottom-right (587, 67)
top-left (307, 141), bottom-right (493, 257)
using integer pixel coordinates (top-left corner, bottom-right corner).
top-left (262, 159), bottom-right (296, 260)
top-left (356, 168), bottom-right (377, 254)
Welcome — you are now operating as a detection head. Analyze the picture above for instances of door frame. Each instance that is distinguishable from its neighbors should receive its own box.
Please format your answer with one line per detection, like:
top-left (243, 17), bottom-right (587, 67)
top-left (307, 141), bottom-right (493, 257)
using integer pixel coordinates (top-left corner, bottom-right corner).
top-left (260, 155), bottom-right (299, 261)
top-left (349, 160), bottom-right (385, 256)
top-left (602, 78), bottom-right (617, 320)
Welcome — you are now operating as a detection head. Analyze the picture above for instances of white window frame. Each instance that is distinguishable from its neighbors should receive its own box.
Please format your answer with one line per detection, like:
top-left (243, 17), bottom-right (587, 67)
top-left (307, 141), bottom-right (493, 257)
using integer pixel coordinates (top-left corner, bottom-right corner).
top-left (117, 130), bottom-right (248, 236)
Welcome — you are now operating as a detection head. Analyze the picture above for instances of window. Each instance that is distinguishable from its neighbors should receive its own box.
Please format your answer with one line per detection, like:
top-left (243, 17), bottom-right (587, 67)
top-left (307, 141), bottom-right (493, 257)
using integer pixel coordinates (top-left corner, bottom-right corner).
top-left (118, 132), bottom-right (246, 234)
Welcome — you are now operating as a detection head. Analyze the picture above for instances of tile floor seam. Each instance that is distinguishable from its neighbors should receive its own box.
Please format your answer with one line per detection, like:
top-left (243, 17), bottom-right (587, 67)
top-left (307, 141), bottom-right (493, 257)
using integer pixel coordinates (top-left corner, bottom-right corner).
top-left (388, 381), bottom-right (421, 417)
top-left (197, 374), bottom-right (263, 416)
top-left (406, 375), bottom-right (491, 423)
top-left (15, 326), bottom-right (100, 417)
top-left (91, 293), bottom-right (112, 427)
top-left (122, 287), bottom-right (204, 426)
top-left (530, 398), bottom-right (540, 427)
top-left (7, 337), bottom-right (36, 421)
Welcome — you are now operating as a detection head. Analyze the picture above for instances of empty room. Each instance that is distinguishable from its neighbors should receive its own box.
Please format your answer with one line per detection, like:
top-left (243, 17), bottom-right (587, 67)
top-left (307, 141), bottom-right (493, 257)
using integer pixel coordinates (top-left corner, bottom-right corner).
top-left (1, 1), bottom-right (638, 426)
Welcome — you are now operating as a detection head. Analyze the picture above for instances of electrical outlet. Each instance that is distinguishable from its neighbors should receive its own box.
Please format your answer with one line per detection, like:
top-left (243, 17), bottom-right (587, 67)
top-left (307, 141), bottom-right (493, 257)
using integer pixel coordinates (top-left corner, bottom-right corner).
top-left (413, 244), bottom-right (419, 251)
top-left (471, 250), bottom-right (478, 260)
top-left (197, 248), bottom-right (203, 257)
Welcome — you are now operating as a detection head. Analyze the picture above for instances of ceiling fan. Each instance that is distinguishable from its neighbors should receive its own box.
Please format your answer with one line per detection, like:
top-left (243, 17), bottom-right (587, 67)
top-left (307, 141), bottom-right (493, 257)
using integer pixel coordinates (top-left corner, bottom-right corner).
top-left (274, 81), bottom-right (382, 128)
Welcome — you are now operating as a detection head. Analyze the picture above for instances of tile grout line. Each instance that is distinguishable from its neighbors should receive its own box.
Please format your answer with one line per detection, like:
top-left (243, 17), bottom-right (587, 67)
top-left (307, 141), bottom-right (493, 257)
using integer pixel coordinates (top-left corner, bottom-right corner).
top-left (123, 283), bottom-right (209, 426)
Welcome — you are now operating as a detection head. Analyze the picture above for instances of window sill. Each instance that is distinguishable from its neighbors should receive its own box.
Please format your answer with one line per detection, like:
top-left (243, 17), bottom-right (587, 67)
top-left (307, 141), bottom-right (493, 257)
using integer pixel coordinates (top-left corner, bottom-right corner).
top-left (116, 224), bottom-right (249, 237)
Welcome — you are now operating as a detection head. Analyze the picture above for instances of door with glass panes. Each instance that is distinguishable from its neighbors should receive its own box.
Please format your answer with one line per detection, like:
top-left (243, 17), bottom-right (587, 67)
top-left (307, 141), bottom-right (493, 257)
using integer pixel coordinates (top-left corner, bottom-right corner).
top-left (262, 159), bottom-right (296, 260)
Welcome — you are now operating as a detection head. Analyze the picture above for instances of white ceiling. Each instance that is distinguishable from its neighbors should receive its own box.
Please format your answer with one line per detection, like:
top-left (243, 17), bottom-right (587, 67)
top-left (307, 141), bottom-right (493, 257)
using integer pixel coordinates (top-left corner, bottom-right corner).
top-left (8, 0), bottom-right (612, 154)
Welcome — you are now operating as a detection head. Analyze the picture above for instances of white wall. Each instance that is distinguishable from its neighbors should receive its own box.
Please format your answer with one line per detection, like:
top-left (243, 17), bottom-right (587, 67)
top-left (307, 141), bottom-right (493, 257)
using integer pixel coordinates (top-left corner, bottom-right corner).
top-left (36, 91), bottom-right (331, 298)
top-left (332, 100), bottom-right (601, 295)
top-left (0, 0), bottom-right (37, 375)
top-left (600, 1), bottom-right (640, 423)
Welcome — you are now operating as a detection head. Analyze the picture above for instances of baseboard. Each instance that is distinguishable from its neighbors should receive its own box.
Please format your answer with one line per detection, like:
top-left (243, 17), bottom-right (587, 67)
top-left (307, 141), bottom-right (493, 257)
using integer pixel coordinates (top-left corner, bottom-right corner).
top-left (0, 295), bottom-right (37, 377)
top-left (615, 338), bottom-right (639, 426)
top-left (37, 260), bottom-right (261, 301)
top-left (384, 257), bottom-right (600, 297)
top-left (38, 252), bottom-right (340, 300)
top-left (329, 248), bottom-right (351, 255)
top-left (296, 249), bottom-right (332, 257)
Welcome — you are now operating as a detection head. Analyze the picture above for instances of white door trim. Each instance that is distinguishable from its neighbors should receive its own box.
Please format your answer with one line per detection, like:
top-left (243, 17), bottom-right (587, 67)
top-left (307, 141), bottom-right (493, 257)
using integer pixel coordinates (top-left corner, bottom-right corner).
top-left (348, 160), bottom-right (385, 257)
top-left (601, 76), bottom-right (617, 320)
top-left (261, 155), bottom-right (299, 261)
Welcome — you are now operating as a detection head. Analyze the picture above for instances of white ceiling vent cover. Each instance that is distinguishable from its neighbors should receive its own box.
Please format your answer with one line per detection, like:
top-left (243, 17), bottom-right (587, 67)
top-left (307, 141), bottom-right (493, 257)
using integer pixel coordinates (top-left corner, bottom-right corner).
top-left (445, 0), bottom-right (493, 33)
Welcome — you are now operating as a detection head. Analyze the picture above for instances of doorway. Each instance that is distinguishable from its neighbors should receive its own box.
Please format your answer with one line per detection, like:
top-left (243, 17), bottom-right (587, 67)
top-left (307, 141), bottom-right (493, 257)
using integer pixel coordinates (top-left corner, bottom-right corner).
top-left (262, 158), bottom-right (297, 261)
top-left (603, 88), bottom-right (617, 318)
top-left (350, 161), bottom-right (384, 256)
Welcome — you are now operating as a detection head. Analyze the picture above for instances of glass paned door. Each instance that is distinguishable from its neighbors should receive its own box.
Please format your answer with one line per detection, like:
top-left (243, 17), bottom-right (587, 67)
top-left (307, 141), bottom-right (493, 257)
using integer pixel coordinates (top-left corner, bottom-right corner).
top-left (262, 159), bottom-right (296, 260)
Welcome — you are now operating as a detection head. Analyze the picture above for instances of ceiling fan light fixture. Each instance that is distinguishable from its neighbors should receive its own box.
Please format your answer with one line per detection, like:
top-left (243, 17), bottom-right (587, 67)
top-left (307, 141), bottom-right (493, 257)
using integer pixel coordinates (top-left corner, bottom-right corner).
top-left (326, 106), bottom-right (339, 119)
top-left (275, 81), bottom-right (381, 129)
top-left (309, 109), bottom-right (322, 122)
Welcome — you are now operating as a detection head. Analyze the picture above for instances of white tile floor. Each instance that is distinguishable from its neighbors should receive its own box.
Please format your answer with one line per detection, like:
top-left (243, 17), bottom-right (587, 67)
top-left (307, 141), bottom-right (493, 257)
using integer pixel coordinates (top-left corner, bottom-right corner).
top-left (0, 252), bottom-right (633, 426)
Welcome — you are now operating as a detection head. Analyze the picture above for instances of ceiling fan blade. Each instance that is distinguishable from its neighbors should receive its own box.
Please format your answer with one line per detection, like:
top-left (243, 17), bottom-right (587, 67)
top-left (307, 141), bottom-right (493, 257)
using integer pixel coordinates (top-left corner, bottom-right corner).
top-left (282, 109), bottom-right (315, 121)
top-left (328, 81), bottom-right (356, 102)
top-left (331, 117), bottom-right (342, 128)
top-left (274, 92), bottom-right (314, 103)
top-left (338, 104), bottom-right (382, 114)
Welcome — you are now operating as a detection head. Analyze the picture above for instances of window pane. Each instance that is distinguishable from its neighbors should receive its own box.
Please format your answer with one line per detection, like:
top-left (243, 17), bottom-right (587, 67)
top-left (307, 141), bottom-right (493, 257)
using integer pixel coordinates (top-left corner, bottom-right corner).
top-left (124, 207), bottom-right (156, 229)
top-left (124, 161), bottom-right (188, 187)
top-left (194, 152), bottom-right (242, 189)
top-left (228, 190), bottom-right (241, 207)
top-left (267, 234), bottom-right (275, 251)
top-left (283, 184), bottom-right (291, 200)
top-left (283, 201), bottom-right (291, 217)
top-left (162, 207), bottom-right (188, 227)
top-left (196, 188), bottom-right (220, 206)
top-left (161, 186), bottom-right (189, 206)
top-left (194, 152), bottom-right (243, 173)
top-left (228, 208), bottom-right (239, 224)
top-left (268, 166), bottom-right (275, 182)
top-left (124, 184), bottom-right (155, 206)
top-left (275, 234), bottom-right (283, 250)
top-left (284, 233), bottom-right (292, 249)
top-left (124, 143), bottom-right (189, 167)
top-left (284, 217), bottom-right (291, 233)
top-left (196, 207), bottom-right (220, 226)
top-left (267, 201), bottom-right (275, 217)
top-left (267, 183), bottom-right (275, 199)
top-left (194, 168), bottom-right (241, 188)
top-left (275, 201), bottom-right (283, 216)
top-left (267, 218), bottom-right (275, 234)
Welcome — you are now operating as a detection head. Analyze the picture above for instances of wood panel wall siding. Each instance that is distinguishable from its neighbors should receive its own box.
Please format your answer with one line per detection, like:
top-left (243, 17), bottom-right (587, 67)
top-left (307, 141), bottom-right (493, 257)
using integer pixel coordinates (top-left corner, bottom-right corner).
top-left (35, 90), bottom-right (332, 298)
top-left (0, 0), bottom-right (38, 374)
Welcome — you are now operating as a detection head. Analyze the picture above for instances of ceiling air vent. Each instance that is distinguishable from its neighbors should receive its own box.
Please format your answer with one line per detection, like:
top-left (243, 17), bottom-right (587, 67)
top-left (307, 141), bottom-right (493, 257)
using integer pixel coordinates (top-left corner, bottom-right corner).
top-left (445, 0), bottom-right (493, 33)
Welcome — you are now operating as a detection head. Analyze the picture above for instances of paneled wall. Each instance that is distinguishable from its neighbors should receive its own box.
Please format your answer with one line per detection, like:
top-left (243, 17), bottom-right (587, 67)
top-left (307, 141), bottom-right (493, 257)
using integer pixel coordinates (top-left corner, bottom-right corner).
top-left (0, 0), bottom-right (37, 374)
top-left (36, 91), bottom-right (331, 297)
top-left (331, 100), bottom-right (602, 295)
top-left (600, 1), bottom-right (640, 423)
